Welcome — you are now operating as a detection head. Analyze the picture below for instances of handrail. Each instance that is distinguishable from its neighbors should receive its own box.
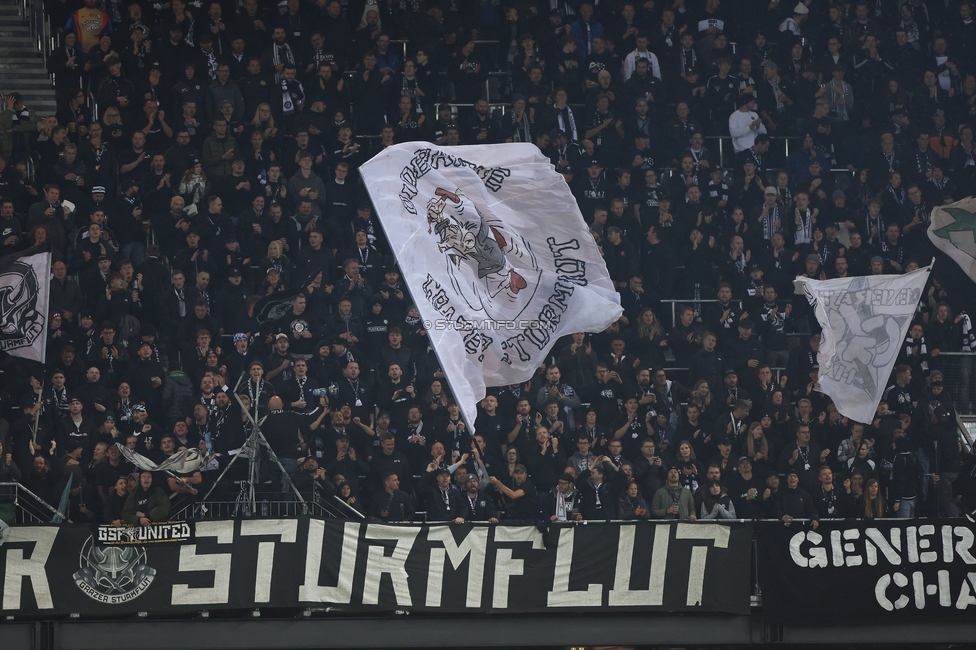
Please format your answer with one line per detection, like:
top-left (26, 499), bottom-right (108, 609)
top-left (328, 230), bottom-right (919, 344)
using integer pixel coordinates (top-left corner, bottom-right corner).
top-left (19, 0), bottom-right (52, 62)
top-left (332, 495), bottom-right (365, 520)
top-left (0, 482), bottom-right (72, 523)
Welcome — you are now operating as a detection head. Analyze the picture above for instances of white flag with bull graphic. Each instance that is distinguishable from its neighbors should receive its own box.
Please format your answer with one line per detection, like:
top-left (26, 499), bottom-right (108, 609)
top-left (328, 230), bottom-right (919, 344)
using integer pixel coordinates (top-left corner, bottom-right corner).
top-left (794, 265), bottom-right (931, 423)
top-left (360, 143), bottom-right (622, 431)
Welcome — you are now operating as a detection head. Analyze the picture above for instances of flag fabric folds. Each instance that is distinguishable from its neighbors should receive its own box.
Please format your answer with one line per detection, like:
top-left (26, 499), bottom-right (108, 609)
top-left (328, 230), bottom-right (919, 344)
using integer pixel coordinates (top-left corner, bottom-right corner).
top-left (928, 196), bottom-right (976, 279)
top-left (360, 143), bottom-right (623, 431)
top-left (0, 246), bottom-right (51, 363)
top-left (794, 265), bottom-right (931, 423)
top-left (115, 443), bottom-right (214, 475)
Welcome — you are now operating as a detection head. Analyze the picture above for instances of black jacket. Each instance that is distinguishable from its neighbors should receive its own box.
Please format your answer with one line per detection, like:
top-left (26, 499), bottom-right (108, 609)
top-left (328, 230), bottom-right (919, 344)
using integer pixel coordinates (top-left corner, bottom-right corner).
top-left (461, 489), bottom-right (498, 522)
top-left (577, 465), bottom-right (625, 520)
top-left (772, 486), bottom-right (820, 520)
top-left (368, 489), bottom-right (414, 522)
top-left (418, 473), bottom-right (465, 522)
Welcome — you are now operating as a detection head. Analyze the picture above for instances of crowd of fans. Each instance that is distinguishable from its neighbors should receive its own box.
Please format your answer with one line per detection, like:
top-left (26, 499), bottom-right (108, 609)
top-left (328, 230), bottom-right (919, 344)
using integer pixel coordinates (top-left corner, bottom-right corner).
top-left (2, 0), bottom-right (976, 528)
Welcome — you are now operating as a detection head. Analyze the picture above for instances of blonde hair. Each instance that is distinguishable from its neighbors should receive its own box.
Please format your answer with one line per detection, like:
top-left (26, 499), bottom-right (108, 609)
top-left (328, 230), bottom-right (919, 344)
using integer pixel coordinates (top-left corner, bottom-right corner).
top-left (746, 423), bottom-right (769, 458)
top-left (267, 239), bottom-right (284, 257)
top-left (102, 106), bottom-right (121, 124)
top-left (250, 103), bottom-right (275, 129)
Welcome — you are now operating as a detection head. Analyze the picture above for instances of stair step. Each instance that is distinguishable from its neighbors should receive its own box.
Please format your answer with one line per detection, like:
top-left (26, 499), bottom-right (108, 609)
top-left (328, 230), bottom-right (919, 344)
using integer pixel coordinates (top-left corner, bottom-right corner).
top-left (0, 50), bottom-right (42, 58)
top-left (0, 37), bottom-right (37, 45)
top-left (0, 12), bottom-right (57, 116)
top-left (0, 66), bottom-right (51, 74)
top-left (0, 73), bottom-right (52, 81)
top-left (0, 62), bottom-right (47, 70)
top-left (0, 82), bottom-right (54, 90)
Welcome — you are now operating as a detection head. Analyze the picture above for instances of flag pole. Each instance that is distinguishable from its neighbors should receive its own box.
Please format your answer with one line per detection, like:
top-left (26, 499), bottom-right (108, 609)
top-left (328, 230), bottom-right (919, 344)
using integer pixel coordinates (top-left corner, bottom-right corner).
top-left (428, 324), bottom-right (487, 440)
top-left (32, 380), bottom-right (43, 444)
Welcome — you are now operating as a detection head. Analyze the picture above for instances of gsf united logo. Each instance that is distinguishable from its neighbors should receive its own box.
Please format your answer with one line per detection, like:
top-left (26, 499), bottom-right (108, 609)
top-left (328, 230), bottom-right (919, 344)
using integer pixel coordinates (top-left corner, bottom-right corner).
top-left (72, 536), bottom-right (156, 604)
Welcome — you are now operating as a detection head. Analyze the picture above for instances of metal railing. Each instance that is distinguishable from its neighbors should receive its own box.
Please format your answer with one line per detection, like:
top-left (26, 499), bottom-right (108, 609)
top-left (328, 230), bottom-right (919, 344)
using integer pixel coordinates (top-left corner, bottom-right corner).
top-left (0, 482), bottom-right (71, 524)
top-left (177, 498), bottom-right (328, 520)
top-left (933, 351), bottom-right (976, 428)
top-left (171, 491), bottom-right (362, 521)
top-left (19, 0), bottom-right (52, 62)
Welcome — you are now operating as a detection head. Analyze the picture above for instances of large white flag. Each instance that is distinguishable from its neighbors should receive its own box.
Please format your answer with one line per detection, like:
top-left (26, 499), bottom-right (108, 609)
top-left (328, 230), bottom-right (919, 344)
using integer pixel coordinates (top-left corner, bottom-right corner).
top-left (360, 143), bottom-right (623, 431)
top-left (794, 266), bottom-right (931, 423)
top-left (928, 196), bottom-right (976, 279)
top-left (0, 247), bottom-right (51, 363)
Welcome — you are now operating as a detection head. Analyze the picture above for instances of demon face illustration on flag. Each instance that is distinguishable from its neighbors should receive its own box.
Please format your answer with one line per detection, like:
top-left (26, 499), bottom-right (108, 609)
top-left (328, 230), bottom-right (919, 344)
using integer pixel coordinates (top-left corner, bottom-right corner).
top-left (426, 187), bottom-right (542, 322)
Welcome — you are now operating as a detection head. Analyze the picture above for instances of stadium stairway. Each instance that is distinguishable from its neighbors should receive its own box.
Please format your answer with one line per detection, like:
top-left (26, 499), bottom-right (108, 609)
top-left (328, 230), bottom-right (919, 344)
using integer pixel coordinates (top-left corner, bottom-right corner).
top-left (0, 4), bottom-right (57, 117)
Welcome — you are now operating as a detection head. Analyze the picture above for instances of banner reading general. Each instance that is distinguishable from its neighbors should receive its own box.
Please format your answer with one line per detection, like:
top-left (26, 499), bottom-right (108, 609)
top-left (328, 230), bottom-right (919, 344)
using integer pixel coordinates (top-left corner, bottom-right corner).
top-left (756, 519), bottom-right (976, 624)
top-left (360, 144), bottom-right (622, 431)
top-left (0, 520), bottom-right (750, 616)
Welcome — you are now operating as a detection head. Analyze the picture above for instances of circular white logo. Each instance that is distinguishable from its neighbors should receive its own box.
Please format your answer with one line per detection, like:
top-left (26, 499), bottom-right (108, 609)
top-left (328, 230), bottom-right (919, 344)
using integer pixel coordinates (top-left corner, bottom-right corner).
top-left (72, 536), bottom-right (156, 604)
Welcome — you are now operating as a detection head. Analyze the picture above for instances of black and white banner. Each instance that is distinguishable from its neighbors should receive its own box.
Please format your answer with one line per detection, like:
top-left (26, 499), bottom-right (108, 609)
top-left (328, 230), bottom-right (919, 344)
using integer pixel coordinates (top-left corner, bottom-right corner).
top-left (0, 520), bottom-right (750, 616)
top-left (756, 519), bottom-right (976, 624)
top-left (360, 144), bottom-right (622, 432)
top-left (0, 246), bottom-right (51, 363)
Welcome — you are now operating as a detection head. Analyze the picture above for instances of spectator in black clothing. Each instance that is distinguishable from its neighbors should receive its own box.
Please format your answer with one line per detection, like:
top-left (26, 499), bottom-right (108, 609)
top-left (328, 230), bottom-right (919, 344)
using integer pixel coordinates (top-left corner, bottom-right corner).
top-left (577, 455), bottom-right (625, 520)
top-left (488, 464), bottom-right (538, 523)
top-left (462, 473), bottom-right (499, 522)
top-left (419, 466), bottom-right (465, 523)
top-left (811, 465), bottom-right (847, 519)
top-left (368, 471), bottom-right (414, 522)
top-left (773, 469), bottom-right (820, 529)
top-left (779, 424), bottom-right (829, 493)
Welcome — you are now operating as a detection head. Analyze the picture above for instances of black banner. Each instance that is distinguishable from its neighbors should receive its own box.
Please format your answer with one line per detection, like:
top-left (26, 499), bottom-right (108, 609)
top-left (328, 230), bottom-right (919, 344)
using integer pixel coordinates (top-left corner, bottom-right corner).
top-left (0, 519), bottom-right (750, 616)
top-left (756, 519), bottom-right (976, 624)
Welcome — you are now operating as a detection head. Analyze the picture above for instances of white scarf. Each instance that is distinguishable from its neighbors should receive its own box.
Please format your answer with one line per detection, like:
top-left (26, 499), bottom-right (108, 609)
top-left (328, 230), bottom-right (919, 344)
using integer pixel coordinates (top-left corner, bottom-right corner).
top-left (555, 490), bottom-right (568, 521)
top-left (281, 79), bottom-right (296, 115)
top-left (962, 313), bottom-right (975, 352)
top-left (271, 42), bottom-right (296, 82)
top-left (511, 110), bottom-right (531, 142)
top-left (555, 106), bottom-right (578, 141)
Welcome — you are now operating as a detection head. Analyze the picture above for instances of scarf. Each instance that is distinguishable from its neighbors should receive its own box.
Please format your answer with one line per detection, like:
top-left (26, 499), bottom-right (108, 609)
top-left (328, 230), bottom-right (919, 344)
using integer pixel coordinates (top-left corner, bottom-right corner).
top-left (175, 288), bottom-right (186, 318)
top-left (511, 109), bottom-right (531, 142)
top-left (887, 185), bottom-right (905, 205)
top-left (962, 313), bottom-right (976, 352)
top-left (761, 203), bottom-right (779, 241)
top-left (555, 489), bottom-right (569, 520)
top-left (904, 335), bottom-right (929, 372)
top-left (555, 106), bottom-right (578, 141)
top-left (681, 48), bottom-right (696, 75)
top-left (400, 76), bottom-right (424, 113)
top-left (271, 42), bottom-right (296, 82)
top-left (829, 82), bottom-right (850, 121)
top-left (201, 48), bottom-right (218, 81)
top-left (794, 208), bottom-right (813, 244)
top-left (281, 79), bottom-right (296, 115)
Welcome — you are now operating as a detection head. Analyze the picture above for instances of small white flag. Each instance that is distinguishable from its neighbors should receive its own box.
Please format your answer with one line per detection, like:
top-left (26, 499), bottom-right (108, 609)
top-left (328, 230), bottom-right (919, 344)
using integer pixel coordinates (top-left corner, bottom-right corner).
top-left (794, 265), bottom-right (931, 423)
top-left (360, 143), bottom-right (623, 431)
top-left (0, 247), bottom-right (51, 363)
top-left (929, 196), bottom-right (976, 279)
top-left (115, 443), bottom-right (215, 475)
